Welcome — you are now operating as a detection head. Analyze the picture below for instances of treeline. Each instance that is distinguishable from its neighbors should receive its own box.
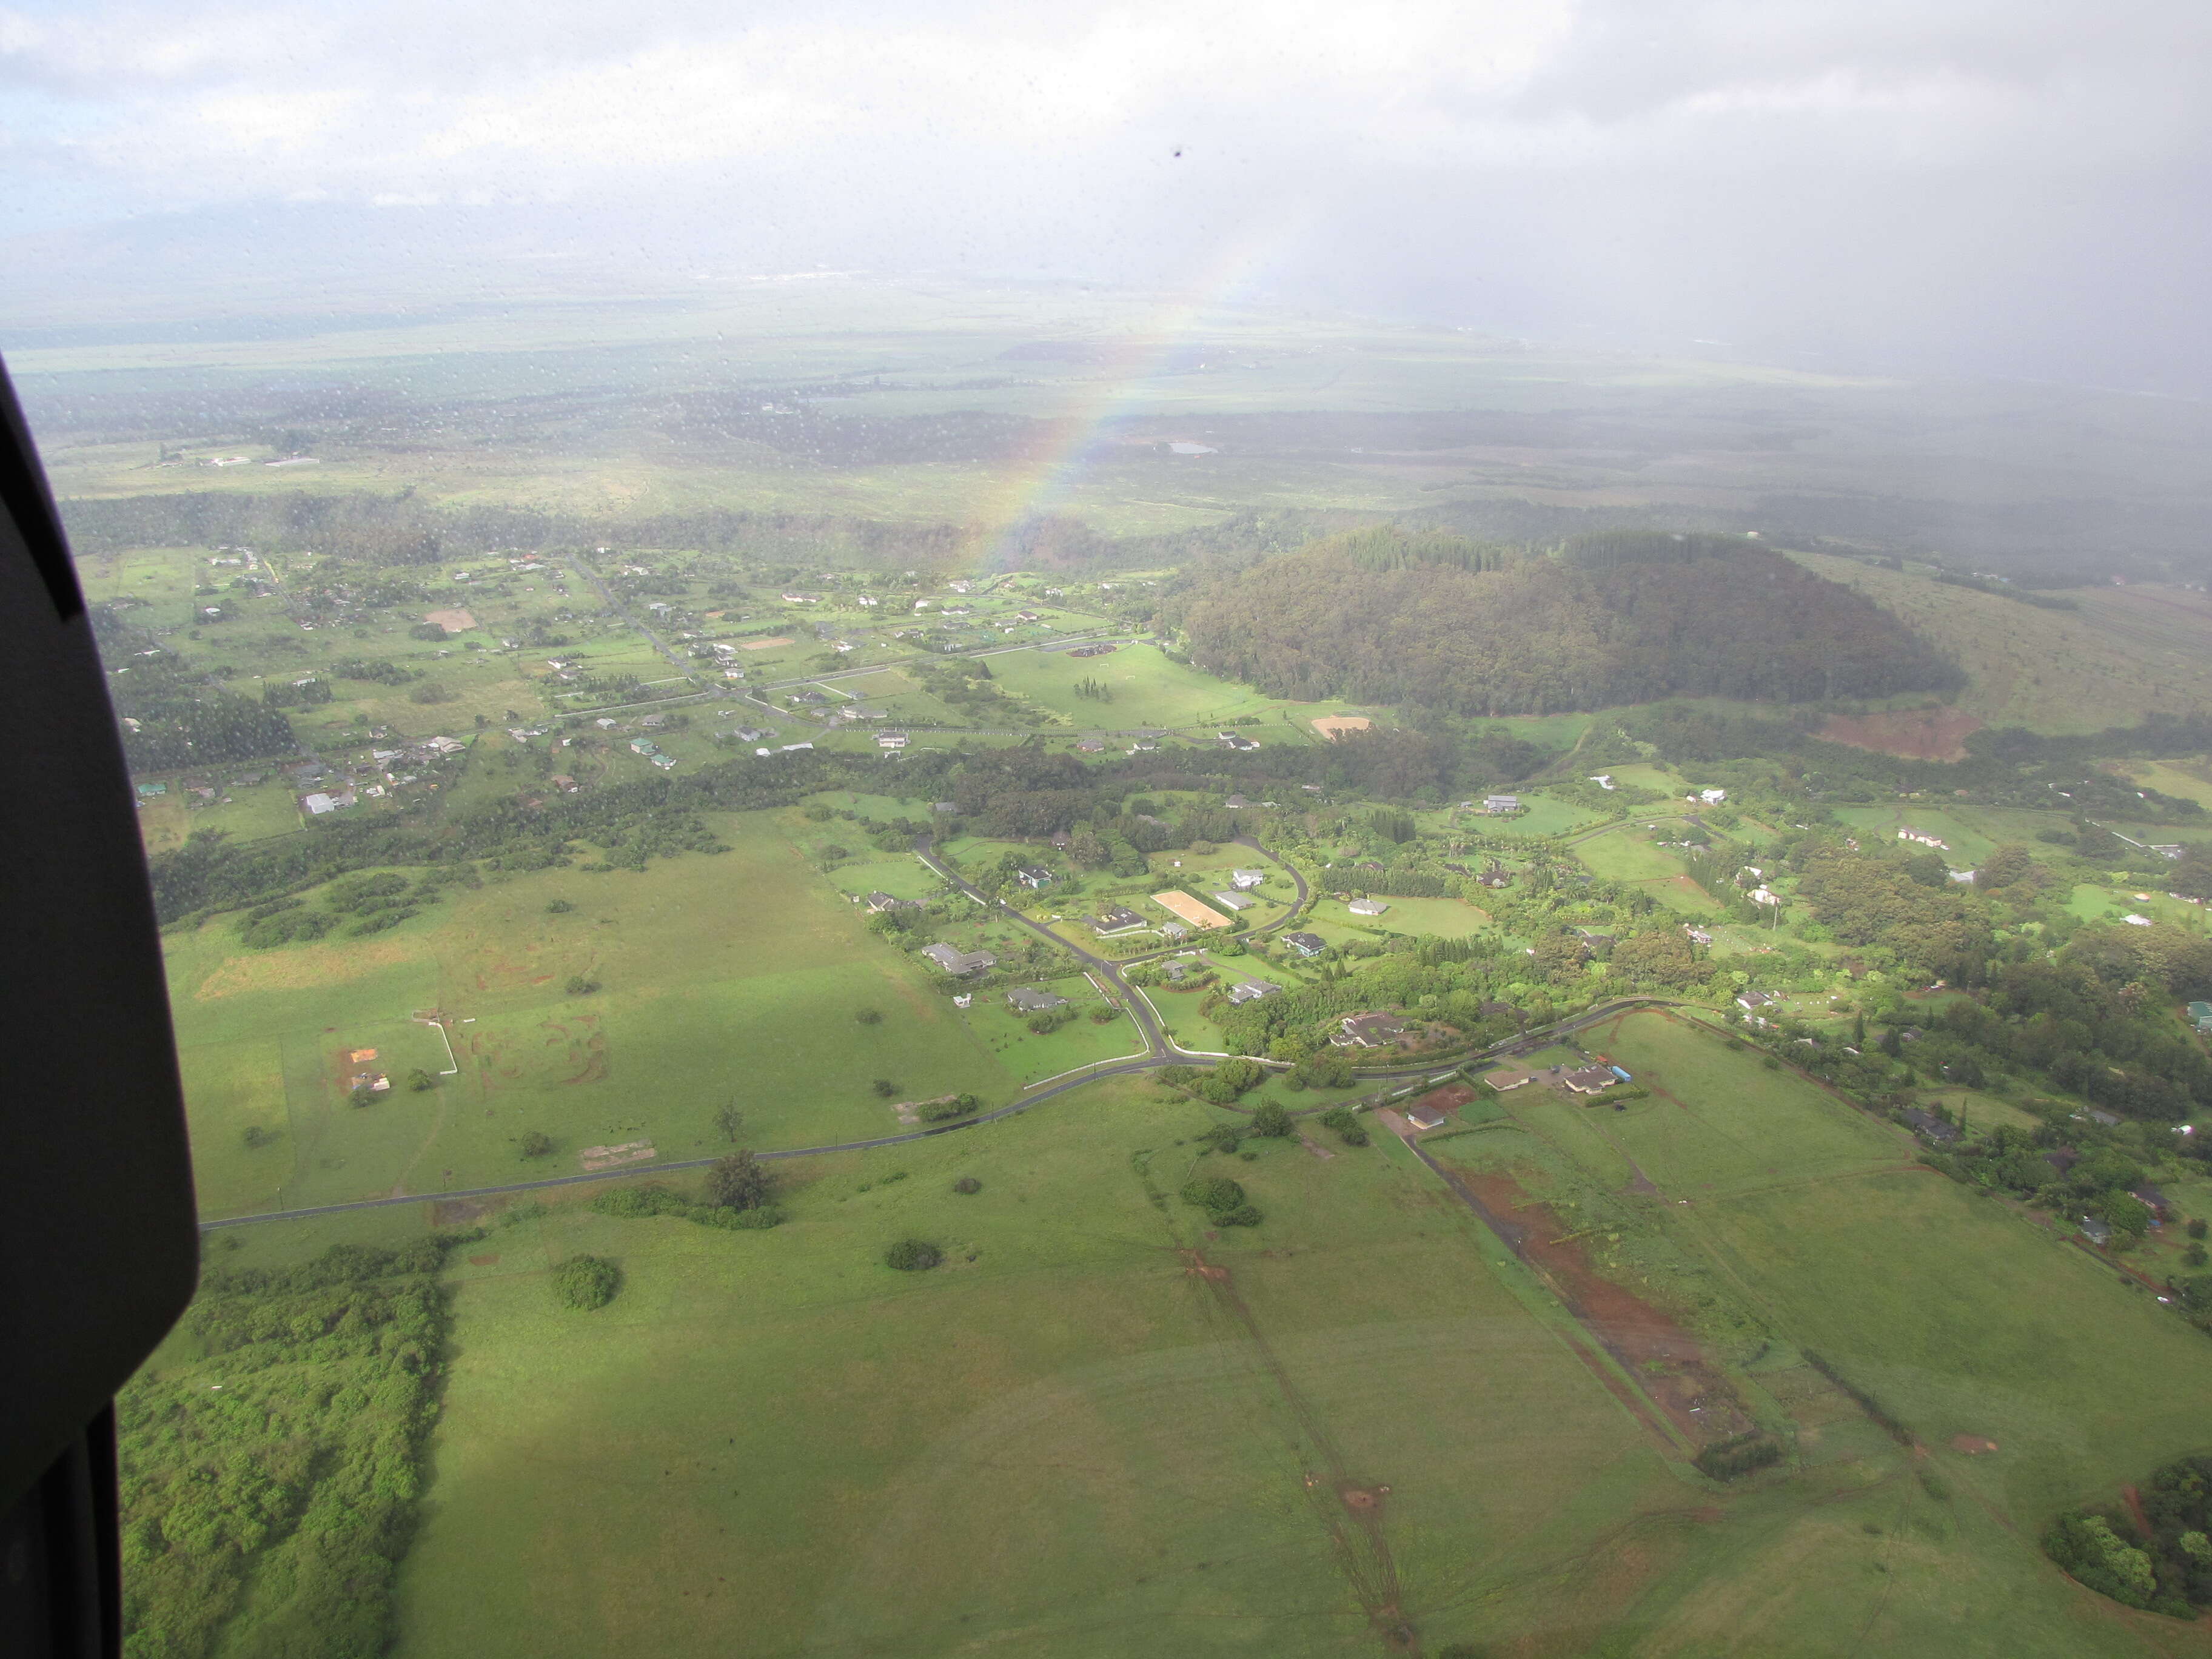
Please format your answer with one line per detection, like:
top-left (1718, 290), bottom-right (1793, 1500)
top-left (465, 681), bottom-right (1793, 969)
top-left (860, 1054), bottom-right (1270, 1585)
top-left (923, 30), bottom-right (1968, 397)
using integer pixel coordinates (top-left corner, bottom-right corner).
top-left (1618, 703), bottom-right (2211, 834)
top-left (1176, 526), bottom-right (1962, 716)
top-left (118, 1239), bottom-right (463, 1659)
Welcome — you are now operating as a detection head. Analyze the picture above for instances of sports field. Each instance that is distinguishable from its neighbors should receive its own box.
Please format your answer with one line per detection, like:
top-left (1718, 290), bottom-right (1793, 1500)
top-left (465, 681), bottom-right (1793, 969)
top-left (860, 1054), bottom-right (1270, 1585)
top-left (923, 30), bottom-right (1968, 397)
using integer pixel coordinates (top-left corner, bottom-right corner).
top-left (1153, 890), bottom-right (1233, 929)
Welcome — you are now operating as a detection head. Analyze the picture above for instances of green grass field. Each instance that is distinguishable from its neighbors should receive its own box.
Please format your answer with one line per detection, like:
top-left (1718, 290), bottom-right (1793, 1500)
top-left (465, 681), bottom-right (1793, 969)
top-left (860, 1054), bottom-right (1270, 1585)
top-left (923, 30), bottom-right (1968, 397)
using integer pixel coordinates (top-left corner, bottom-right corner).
top-left (1509, 794), bottom-right (1613, 838)
top-left (389, 1082), bottom-right (1695, 1659)
top-left (984, 642), bottom-right (1302, 729)
top-left (165, 811), bottom-right (1026, 1216)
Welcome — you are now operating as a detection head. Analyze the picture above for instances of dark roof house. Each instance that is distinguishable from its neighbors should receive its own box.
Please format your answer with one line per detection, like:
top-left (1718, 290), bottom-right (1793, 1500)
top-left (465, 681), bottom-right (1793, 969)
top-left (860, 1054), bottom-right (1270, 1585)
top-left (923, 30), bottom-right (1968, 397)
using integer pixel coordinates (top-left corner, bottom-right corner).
top-left (920, 943), bottom-right (996, 976)
top-left (1334, 1013), bottom-right (1410, 1048)
top-left (1007, 987), bottom-right (1070, 1013)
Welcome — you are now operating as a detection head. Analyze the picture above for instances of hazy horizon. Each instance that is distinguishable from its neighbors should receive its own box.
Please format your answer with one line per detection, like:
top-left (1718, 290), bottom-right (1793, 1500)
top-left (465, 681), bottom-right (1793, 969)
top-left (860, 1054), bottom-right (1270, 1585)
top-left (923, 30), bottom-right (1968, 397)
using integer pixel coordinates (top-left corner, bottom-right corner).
top-left (4, 1), bottom-right (2212, 392)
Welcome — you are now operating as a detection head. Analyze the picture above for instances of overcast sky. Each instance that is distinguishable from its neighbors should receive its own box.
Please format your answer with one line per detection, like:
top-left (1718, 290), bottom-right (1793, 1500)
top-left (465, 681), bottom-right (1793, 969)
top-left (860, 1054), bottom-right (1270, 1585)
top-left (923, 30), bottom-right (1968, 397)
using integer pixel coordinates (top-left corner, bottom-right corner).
top-left (4, 0), bottom-right (2211, 387)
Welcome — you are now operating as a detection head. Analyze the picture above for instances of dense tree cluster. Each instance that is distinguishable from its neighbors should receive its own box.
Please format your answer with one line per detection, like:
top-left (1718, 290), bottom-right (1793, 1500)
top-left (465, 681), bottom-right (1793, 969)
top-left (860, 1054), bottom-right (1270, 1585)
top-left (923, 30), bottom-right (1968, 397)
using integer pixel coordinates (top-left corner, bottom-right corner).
top-left (2046, 1456), bottom-right (2212, 1617)
top-left (1176, 528), bottom-right (1962, 715)
top-left (116, 1240), bottom-right (463, 1659)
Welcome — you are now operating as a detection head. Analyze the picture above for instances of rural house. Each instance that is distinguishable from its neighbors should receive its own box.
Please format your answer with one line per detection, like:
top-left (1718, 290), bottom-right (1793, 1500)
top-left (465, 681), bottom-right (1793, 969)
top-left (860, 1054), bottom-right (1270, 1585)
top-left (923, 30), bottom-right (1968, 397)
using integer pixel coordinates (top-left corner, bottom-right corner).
top-left (1897, 826), bottom-right (1950, 850)
top-left (1006, 987), bottom-right (1068, 1014)
top-left (865, 891), bottom-right (918, 914)
top-left (1334, 1013), bottom-right (1410, 1048)
top-left (920, 944), bottom-right (997, 977)
top-left (1736, 990), bottom-right (1777, 1010)
top-left (1347, 898), bottom-right (1390, 917)
top-left (1561, 1066), bottom-right (1617, 1095)
top-left (1404, 1102), bottom-right (1449, 1131)
top-left (1014, 865), bottom-right (1056, 890)
top-left (1086, 906), bottom-right (1148, 934)
top-left (1483, 794), bottom-right (1520, 814)
top-left (1225, 980), bottom-right (1279, 1005)
top-left (1282, 931), bottom-right (1326, 957)
top-left (1230, 869), bottom-right (1266, 890)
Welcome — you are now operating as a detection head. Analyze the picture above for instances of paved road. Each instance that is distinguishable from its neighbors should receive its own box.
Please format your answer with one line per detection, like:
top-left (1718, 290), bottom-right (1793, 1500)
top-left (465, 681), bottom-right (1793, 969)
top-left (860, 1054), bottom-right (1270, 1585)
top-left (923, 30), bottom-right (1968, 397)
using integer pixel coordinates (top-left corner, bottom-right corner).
top-left (198, 992), bottom-right (1681, 1232)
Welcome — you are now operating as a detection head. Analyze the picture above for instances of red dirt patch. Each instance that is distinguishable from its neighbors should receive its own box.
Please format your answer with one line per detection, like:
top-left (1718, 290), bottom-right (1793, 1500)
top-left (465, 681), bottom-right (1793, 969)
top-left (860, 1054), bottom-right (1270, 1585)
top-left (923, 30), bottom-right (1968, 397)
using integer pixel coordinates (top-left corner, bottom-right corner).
top-left (1453, 1166), bottom-right (1755, 1446)
top-left (1951, 1435), bottom-right (2000, 1454)
top-left (468, 1253), bottom-right (501, 1267)
top-left (1409, 1081), bottom-right (1475, 1117)
top-left (1818, 707), bottom-right (1983, 761)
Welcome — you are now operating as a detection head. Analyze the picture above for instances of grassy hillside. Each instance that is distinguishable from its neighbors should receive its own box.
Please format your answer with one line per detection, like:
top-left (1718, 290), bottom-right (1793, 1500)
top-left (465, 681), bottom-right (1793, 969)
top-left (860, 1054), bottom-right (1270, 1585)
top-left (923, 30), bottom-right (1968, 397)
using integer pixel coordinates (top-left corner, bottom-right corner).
top-left (1789, 552), bottom-right (2212, 733)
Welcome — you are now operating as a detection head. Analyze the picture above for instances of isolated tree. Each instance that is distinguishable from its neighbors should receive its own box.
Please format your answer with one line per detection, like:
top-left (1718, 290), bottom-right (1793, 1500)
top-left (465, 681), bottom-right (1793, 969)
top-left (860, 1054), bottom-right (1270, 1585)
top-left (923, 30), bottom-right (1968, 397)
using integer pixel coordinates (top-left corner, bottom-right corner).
top-left (712, 1102), bottom-right (744, 1144)
top-left (885, 1239), bottom-right (942, 1271)
top-left (406, 1069), bottom-right (436, 1093)
top-left (1250, 1102), bottom-right (1294, 1138)
top-left (552, 1255), bottom-right (619, 1310)
top-left (872, 1078), bottom-right (898, 1098)
top-left (854, 1007), bottom-right (883, 1025)
top-left (518, 1130), bottom-right (554, 1159)
top-left (704, 1150), bottom-right (776, 1212)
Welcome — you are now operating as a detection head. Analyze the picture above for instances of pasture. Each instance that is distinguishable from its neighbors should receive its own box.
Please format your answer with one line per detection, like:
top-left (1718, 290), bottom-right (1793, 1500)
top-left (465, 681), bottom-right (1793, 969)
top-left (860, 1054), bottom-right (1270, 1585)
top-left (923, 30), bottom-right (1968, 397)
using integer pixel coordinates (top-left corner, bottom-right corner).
top-left (163, 812), bottom-right (1022, 1217)
top-left (1507, 794), bottom-right (1611, 838)
top-left (984, 642), bottom-right (1299, 729)
top-left (391, 1081), bottom-right (1691, 1659)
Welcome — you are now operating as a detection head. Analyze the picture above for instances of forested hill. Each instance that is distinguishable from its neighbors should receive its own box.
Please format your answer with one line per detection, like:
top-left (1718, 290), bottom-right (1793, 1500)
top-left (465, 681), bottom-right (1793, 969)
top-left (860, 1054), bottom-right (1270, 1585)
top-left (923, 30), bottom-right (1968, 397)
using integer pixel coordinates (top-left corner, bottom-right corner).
top-left (1175, 527), bottom-right (1963, 716)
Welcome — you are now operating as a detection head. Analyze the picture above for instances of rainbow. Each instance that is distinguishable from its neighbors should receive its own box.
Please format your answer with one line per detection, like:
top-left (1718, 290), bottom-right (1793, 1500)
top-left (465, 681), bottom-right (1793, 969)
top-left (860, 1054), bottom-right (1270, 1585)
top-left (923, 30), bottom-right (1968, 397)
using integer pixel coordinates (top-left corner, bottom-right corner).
top-left (962, 218), bottom-right (1310, 572)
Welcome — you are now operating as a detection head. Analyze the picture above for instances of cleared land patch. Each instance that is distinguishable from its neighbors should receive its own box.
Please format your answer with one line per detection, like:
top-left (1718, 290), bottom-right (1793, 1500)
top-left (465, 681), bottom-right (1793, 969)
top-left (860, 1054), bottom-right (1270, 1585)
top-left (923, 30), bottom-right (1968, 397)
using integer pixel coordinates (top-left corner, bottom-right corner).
top-left (1151, 890), bottom-right (1232, 930)
top-left (1817, 706), bottom-right (1984, 760)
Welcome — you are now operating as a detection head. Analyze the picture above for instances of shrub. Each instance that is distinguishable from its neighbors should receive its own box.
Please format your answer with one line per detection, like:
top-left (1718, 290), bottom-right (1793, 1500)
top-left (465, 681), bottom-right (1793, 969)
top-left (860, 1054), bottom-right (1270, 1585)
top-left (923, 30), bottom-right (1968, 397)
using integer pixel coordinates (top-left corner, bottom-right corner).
top-left (1250, 1102), bottom-right (1293, 1138)
top-left (856, 1007), bottom-right (883, 1024)
top-left (1181, 1176), bottom-right (1261, 1225)
top-left (552, 1255), bottom-right (619, 1310)
top-left (1181, 1176), bottom-right (1247, 1212)
top-left (406, 1068), bottom-right (436, 1092)
top-left (872, 1078), bottom-right (898, 1098)
top-left (953, 1176), bottom-right (982, 1194)
top-left (1692, 1432), bottom-right (1783, 1481)
top-left (546, 898), bottom-right (573, 913)
top-left (919, 1093), bottom-right (981, 1122)
top-left (518, 1130), bottom-right (554, 1159)
top-left (1319, 1107), bottom-right (1369, 1147)
top-left (2190, 1218), bottom-right (2208, 1241)
top-left (564, 974), bottom-right (601, 996)
top-left (885, 1238), bottom-right (942, 1271)
top-left (705, 1150), bottom-right (777, 1211)
top-left (241, 1125), bottom-right (279, 1150)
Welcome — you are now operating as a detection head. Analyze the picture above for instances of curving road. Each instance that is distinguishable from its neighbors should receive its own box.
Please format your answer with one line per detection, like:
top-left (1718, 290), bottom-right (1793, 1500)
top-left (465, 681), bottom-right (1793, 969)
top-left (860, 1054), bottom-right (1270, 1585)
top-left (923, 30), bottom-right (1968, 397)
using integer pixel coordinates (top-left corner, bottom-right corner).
top-left (196, 985), bottom-right (1684, 1232)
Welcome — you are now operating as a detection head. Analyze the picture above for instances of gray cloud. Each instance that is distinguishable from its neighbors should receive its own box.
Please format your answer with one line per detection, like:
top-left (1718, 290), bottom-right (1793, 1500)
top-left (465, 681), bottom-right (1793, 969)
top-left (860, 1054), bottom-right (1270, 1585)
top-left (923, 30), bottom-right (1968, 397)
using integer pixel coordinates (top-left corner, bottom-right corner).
top-left (2, 0), bottom-right (2210, 388)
